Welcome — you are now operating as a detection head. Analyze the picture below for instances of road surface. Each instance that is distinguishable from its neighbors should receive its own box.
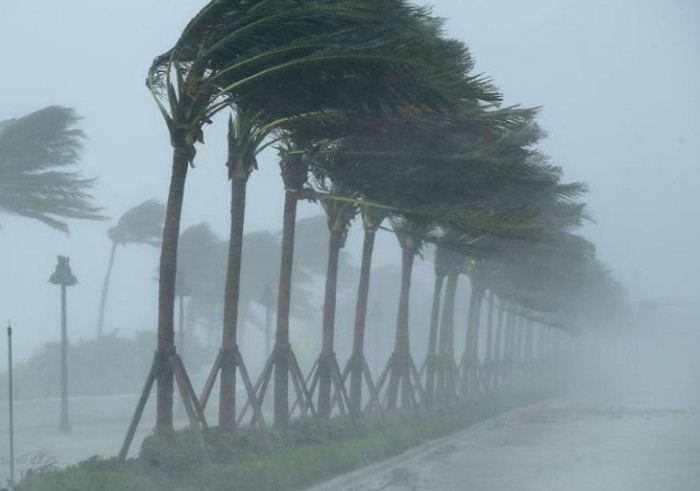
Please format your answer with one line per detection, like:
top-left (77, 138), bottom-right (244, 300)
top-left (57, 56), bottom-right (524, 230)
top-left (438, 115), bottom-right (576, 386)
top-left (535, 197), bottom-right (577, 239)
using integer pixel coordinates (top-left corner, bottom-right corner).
top-left (311, 375), bottom-right (700, 490)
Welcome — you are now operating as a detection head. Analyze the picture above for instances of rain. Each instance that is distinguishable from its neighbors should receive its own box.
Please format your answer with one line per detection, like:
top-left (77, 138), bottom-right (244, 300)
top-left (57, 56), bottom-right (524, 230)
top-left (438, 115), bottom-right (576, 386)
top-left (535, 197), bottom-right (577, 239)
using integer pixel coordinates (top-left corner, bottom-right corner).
top-left (0, 1), bottom-right (698, 490)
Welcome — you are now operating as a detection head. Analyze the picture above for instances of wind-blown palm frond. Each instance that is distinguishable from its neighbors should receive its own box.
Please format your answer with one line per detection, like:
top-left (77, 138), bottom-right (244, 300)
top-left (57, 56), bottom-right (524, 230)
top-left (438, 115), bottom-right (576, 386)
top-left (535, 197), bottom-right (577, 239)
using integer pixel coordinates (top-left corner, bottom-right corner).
top-left (148, 0), bottom-right (496, 160)
top-left (108, 200), bottom-right (165, 246)
top-left (0, 106), bottom-right (104, 232)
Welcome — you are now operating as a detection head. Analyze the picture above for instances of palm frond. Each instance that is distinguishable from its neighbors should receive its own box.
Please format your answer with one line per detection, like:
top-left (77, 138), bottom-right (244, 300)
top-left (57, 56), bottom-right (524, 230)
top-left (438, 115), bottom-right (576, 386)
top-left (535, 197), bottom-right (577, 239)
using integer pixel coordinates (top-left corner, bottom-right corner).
top-left (0, 106), bottom-right (104, 232)
top-left (108, 200), bottom-right (165, 246)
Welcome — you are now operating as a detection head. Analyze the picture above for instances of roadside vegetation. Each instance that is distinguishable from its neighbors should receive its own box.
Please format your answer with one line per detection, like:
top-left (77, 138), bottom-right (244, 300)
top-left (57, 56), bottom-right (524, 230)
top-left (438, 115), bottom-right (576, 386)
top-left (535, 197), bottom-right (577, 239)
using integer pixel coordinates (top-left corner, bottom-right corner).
top-left (16, 386), bottom-right (558, 491)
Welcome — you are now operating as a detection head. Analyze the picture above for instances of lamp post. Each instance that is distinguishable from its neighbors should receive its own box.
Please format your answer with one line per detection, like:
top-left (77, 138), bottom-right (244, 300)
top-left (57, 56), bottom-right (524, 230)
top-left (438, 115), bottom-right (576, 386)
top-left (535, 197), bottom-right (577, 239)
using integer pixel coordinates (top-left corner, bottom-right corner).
top-left (49, 255), bottom-right (77, 432)
top-left (7, 320), bottom-right (15, 485)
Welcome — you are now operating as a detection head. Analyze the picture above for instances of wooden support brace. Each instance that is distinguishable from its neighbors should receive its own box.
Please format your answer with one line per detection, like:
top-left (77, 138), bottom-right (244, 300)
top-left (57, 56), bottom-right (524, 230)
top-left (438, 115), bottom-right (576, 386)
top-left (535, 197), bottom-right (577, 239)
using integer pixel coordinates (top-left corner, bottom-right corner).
top-left (118, 356), bottom-right (157, 461)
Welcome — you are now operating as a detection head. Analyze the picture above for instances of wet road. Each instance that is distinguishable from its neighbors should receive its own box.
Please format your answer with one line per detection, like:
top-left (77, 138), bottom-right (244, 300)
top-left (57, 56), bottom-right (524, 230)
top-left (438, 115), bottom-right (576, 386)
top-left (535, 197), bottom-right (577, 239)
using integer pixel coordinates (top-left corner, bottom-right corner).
top-left (311, 381), bottom-right (700, 491)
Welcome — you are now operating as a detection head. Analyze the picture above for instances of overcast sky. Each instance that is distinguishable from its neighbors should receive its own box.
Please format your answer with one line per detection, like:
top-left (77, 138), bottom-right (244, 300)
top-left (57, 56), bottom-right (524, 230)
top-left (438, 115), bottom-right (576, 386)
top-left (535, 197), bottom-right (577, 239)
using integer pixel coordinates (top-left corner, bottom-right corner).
top-left (0, 1), bottom-right (698, 361)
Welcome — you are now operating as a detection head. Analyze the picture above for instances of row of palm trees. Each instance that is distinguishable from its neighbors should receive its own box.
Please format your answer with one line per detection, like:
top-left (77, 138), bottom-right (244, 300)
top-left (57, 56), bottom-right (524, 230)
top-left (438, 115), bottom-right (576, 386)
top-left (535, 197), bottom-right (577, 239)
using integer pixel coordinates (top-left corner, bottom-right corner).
top-left (0, 0), bottom-right (623, 449)
top-left (142, 0), bottom-right (466, 433)
top-left (131, 0), bottom-right (624, 441)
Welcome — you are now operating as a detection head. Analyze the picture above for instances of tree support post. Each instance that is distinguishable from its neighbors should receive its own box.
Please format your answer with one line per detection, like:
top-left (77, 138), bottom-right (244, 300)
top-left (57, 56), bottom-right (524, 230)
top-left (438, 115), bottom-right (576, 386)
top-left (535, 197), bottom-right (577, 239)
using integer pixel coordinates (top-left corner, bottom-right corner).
top-left (119, 349), bottom-right (207, 461)
top-left (198, 346), bottom-right (266, 429)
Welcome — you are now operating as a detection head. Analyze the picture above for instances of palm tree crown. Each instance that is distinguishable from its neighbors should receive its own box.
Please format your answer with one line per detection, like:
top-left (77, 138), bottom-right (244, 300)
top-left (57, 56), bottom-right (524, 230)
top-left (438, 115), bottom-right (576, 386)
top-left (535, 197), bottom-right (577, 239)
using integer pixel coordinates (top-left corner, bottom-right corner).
top-left (0, 106), bottom-right (103, 232)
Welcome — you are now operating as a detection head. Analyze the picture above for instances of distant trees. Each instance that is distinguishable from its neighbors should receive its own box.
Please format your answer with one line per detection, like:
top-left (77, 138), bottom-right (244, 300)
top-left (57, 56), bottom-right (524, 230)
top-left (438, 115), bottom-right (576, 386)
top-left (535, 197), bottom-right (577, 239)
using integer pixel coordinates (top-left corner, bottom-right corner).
top-left (2, 332), bottom-right (162, 400)
top-left (97, 200), bottom-right (165, 337)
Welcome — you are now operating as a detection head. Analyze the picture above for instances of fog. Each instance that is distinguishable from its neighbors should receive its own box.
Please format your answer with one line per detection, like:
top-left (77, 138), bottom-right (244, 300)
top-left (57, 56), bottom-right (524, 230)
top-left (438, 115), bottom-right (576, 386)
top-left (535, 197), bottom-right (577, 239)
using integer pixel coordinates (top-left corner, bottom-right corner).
top-left (1, 1), bottom-right (697, 361)
top-left (0, 0), bottom-right (698, 489)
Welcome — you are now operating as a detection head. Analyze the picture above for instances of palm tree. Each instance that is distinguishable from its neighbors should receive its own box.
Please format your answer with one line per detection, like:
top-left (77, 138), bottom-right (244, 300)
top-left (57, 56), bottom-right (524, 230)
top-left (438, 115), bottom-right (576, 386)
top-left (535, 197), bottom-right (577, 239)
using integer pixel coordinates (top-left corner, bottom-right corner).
top-left (308, 179), bottom-right (357, 418)
top-left (481, 289), bottom-right (497, 391)
top-left (97, 200), bottom-right (165, 337)
top-left (381, 217), bottom-right (431, 413)
top-left (348, 205), bottom-right (388, 418)
top-left (460, 258), bottom-right (486, 398)
top-left (0, 106), bottom-right (102, 231)
top-left (435, 263), bottom-right (462, 406)
top-left (424, 241), bottom-right (462, 406)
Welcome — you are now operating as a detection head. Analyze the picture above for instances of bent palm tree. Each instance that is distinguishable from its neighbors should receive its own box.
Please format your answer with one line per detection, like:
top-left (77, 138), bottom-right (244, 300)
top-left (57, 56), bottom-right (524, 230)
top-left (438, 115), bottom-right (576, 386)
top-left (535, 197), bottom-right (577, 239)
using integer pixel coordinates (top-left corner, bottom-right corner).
top-left (97, 200), bottom-right (165, 337)
top-left (382, 217), bottom-right (431, 413)
top-left (348, 205), bottom-right (388, 417)
top-left (424, 241), bottom-right (462, 406)
top-left (0, 106), bottom-right (102, 231)
top-left (310, 179), bottom-right (357, 418)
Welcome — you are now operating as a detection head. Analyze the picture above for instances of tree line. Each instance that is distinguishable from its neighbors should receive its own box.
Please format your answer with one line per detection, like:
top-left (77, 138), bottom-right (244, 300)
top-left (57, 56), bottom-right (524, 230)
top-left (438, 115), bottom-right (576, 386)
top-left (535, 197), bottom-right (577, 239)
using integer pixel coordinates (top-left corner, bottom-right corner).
top-left (0, 0), bottom-right (625, 448)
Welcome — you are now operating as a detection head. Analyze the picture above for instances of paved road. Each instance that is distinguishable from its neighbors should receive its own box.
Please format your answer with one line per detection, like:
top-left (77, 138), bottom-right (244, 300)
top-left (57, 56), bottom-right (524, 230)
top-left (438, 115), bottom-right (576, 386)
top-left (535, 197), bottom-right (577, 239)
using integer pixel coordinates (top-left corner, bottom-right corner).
top-left (311, 381), bottom-right (700, 491)
top-left (0, 393), bottom-right (196, 483)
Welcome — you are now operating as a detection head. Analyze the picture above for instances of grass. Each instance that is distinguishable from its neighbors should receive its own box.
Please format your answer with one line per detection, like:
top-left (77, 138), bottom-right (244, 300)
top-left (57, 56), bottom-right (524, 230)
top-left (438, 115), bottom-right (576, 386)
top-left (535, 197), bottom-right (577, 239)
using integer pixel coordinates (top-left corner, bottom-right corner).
top-left (15, 388), bottom-right (557, 491)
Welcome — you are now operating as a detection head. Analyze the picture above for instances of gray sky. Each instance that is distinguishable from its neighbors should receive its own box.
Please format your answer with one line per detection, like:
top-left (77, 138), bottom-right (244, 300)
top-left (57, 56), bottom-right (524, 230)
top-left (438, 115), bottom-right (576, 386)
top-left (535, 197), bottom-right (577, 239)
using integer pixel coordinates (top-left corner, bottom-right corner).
top-left (0, 1), bottom-right (698, 361)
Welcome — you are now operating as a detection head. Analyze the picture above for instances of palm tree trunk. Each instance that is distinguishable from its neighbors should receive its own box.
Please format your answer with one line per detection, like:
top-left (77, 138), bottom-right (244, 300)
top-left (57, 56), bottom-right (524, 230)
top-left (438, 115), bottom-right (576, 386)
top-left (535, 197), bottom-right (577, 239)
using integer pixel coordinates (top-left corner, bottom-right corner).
top-left (349, 228), bottom-right (376, 418)
top-left (424, 272), bottom-right (445, 406)
top-left (386, 247), bottom-right (414, 411)
top-left (537, 323), bottom-right (547, 361)
top-left (178, 293), bottom-right (185, 362)
top-left (462, 285), bottom-right (478, 395)
top-left (471, 290), bottom-right (484, 360)
top-left (525, 319), bottom-right (533, 366)
top-left (264, 288), bottom-right (273, 358)
top-left (437, 269), bottom-right (458, 401)
top-left (504, 308), bottom-right (515, 383)
top-left (318, 229), bottom-right (343, 418)
top-left (485, 291), bottom-right (494, 359)
top-left (219, 175), bottom-right (248, 428)
top-left (273, 187), bottom-right (298, 425)
top-left (96, 240), bottom-right (118, 338)
top-left (493, 298), bottom-right (505, 387)
top-left (484, 290), bottom-right (494, 390)
top-left (511, 313), bottom-right (520, 379)
top-left (156, 148), bottom-right (189, 435)
top-left (395, 249), bottom-right (415, 355)
top-left (514, 314), bottom-right (524, 372)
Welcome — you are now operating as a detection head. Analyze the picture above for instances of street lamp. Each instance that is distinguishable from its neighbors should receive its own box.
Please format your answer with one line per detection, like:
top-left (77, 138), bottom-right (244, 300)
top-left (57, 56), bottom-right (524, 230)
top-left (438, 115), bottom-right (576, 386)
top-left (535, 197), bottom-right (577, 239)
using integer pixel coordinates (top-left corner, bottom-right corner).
top-left (49, 255), bottom-right (77, 432)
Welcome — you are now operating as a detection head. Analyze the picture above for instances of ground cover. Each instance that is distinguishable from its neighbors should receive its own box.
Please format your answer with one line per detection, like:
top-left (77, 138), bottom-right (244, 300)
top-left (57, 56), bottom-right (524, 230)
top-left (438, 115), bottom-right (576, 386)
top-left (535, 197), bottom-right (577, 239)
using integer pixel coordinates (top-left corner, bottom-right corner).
top-left (15, 388), bottom-right (557, 491)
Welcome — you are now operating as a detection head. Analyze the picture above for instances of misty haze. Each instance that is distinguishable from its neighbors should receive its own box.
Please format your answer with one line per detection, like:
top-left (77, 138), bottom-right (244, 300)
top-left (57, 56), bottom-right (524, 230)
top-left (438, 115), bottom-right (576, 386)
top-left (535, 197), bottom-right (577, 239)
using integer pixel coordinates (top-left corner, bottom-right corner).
top-left (0, 1), bottom-right (698, 490)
